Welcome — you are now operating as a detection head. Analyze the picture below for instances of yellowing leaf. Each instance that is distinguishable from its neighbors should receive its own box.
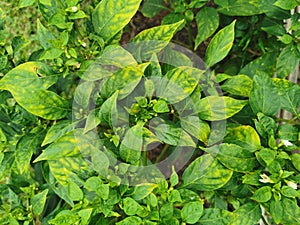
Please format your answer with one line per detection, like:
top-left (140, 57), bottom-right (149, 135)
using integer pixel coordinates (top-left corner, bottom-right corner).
top-left (197, 96), bottom-right (247, 121)
top-left (130, 20), bottom-right (184, 60)
top-left (92, 0), bottom-right (142, 40)
top-left (205, 20), bottom-right (236, 67)
top-left (0, 62), bottom-right (69, 120)
top-left (182, 154), bottom-right (233, 191)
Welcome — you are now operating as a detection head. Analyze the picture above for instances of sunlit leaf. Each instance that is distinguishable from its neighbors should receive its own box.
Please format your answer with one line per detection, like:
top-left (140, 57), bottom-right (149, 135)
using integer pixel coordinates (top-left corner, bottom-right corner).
top-left (205, 20), bottom-right (236, 67)
top-left (92, 0), bottom-right (141, 40)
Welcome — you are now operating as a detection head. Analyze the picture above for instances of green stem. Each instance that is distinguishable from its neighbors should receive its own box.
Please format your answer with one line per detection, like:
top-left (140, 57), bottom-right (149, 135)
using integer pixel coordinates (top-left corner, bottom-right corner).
top-left (186, 23), bottom-right (194, 50)
top-left (155, 144), bottom-right (170, 163)
top-left (143, 148), bottom-right (147, 166)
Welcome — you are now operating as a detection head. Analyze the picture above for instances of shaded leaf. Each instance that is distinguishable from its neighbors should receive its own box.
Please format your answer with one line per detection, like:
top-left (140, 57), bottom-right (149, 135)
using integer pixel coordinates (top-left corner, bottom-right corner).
top-left (205, 143), bottom-right (256, 172)
top-left (276, 44), bottom-right (300, 78)
top-left (249, 74), bottom-right (280, 116)
top-left (31, 189), bottom-right (48, 215)
top-left (230, 203), bottom-right (261, 225)
top-left (119, 122), bottom-right (144, 164)
top-left (195, 7), bottom-right (219, 50)
top-left (141, 0), bottom-right (165, 17)
top-left (197, 208), bottom-right (234, 225)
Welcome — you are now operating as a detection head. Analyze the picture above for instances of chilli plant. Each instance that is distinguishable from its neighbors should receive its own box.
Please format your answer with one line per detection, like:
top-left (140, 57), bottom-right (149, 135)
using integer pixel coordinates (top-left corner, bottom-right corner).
top-left (0, 0), bottom-right (300, 225)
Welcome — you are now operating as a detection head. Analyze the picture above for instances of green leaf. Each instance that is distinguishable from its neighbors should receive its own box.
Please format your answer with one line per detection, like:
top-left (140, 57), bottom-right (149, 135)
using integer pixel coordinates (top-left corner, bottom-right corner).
top-left (182, 154), bottom-right (233, 191)
top-left (15, 133), bottom-right (42, 174)
top-left (251, 186), bottom-right (272, 202)
top-left (19, 0), bottom-right (36, 8)
top-left (215, 0), bottom-right (264, 16)
top-left (281, 198), bottom-right (300, 225)
top-left (49, 211), bottom-right (80, 225)
top-left (153, 99), bottom-right (169, 113)
top-left (31, 189), bottom-right (48, 215)
top-left (205, 20), bottom-right (236, 67)
top-left (278, 124), bottom-right (299, 141)
top-left (123, 197), bottom-right (143, 216)
top-left (195, 7), bottom-right (219, 50)
top-left (205, 143), bottom-right (256, 172)
top-left (240, 52), bottom-right (277, 78)
top-left (256, 148), bottom-right (276, 166)
top-left (160, 203), bottom-right (173, 219)
top-left (270, 200), bottom-right (284, 224)
top-left (40, 48), bottom-right (63, 60)
top-left (141, 0), bottom-right (165, 17)
top-left (34, 132), bottom-right (79, 162)
top-left (170, 167), bottom-right (179, 187)
top-left (0, 62), bottom-right (69, 120)
top-left (92, 0), bottom-right (141, 40)
top-left (68, 180), bottom-right (83, 201)
top-left (99, 91), bottom-right (119, 127)
top-left (197, 96), bottom-right (247, 121)
top-left (276, 44), bottom-right (300, 78)
top-left (116, 216), bottom-right (142, 225)
top-left (91, 149), bottom-right (110, 175)
top-left (279, 84), bottom-right (300, 115)
top-left (78, 208), bottom-right (93, 225)
top-left (198, 208), bottom-right (234, 225)
top-left (181, 116), bottom-right (210, 144)
top-left (131, 183), bottom-right (157, 200)
top-left (221, 75), bottom-right (253, 97)
top-left (130, 20), bottom-right (184, 60)
top-left (230, 203), bottom-right (261, 225)
top-left (120, 122), bottom-right (144, 164)
top-left (168, 189), bottom-right (182, 203)
top-left (152, 119), bottom-right (195, 147)
top-left (281, 186), bottom-right (300, 198)
top-left (291, 154), bottom-right (300, 171)
top-left (224, 125), bottom-right (261, 152)
top-left (82, 46), bottom-right (137, 81)
top-left (181, 201), bottom-right (204, 224)
top-left (249, 74), bottom-right (281, 116)
top-left (274, 0), bottom-right (299, 10)
top-left (37, 19), bottom-right (55, 49)
top-left (42, 120), bottom-right (73, 146)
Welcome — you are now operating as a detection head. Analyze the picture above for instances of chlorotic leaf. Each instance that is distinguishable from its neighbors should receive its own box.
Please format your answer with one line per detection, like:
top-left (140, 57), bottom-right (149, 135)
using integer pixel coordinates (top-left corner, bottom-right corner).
top-left (31, 189), bottom-right (49, 215)
top-left (92, 0), bottom-right (142, 40)
top-left (0, 62), bottom-right (69, 120)
top-left (181, 154), bottom-right (233, 191)
top-left (224, 125), bottom-right (261, 152)
top-left (230, 203), bottom-right (261, 225)
top-left (205, 20), bottom-right (236, 67)
top-left (205, 143), bottom-right (256, 172)
top-left (130, 20), bottom-right (184, 60)
top-left (199, 208), bottom-right (234, 225)
top-left (195, 7), bottom-right (219, 50)
top-left (119, 122), bottom-right (144, 164)
top-left (197, 96), bottom-right (247, 121)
